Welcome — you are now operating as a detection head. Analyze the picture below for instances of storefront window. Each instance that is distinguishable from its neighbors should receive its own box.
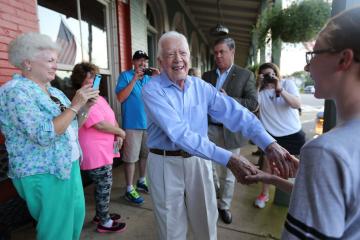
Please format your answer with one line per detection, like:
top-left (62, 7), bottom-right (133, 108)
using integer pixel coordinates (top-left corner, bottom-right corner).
top-left (147, 4), bottom-right (157, 68)
top-left (38, 0), bottom-right (109, 69)
top-left (79, 0), bottom-right (108, 69)
top-left (37, 0), bottom-right (110, 98)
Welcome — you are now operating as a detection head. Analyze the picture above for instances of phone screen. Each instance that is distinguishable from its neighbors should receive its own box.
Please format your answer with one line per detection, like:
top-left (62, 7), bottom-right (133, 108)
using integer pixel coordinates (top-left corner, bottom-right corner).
top-left (92, 74), bottom-right (102, 89)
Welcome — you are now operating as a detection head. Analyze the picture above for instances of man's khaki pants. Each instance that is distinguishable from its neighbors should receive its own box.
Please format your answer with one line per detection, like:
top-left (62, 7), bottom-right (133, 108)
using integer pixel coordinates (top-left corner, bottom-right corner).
top-left (147, 152), bottom-right (218, 240)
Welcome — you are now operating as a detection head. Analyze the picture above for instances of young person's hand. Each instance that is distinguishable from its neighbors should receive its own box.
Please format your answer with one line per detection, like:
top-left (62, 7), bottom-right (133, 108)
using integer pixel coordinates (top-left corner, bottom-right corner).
top-left (245, 169), bottom-right (275, 184)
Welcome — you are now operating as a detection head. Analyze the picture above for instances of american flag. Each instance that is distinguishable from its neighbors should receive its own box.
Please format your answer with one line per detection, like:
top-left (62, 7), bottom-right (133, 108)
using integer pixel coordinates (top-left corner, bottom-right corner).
top-left (56, 19), bottom-right (77, 65)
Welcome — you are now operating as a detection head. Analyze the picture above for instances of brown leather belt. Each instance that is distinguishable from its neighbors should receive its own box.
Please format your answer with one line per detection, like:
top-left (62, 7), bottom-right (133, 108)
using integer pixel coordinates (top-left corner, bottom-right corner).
top-left (149, 148), bottom-right (193, 158)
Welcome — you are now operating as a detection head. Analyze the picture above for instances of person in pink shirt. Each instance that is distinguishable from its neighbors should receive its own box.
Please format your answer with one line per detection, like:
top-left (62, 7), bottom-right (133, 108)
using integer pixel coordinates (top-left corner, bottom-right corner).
top-left (71, 62), bottom-right (126, 233)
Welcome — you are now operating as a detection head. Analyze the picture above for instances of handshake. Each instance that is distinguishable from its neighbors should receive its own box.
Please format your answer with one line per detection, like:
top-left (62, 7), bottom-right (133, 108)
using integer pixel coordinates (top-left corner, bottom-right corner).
top-left (227, 142), bottom-right (299, 184)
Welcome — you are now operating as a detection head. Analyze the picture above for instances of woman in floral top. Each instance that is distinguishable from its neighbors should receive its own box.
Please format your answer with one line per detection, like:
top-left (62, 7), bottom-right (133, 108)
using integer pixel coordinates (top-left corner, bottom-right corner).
top-left (0, 33), bottom-right (99, 239)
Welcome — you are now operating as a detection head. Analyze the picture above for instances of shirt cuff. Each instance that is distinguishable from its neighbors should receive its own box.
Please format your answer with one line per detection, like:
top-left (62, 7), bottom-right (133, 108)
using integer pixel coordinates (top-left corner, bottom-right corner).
top-left (252, 133), bottom-right (276, 152)
top-left (211, 146), bottom-right (232, 166)
top-left (42, 120), bottom-right (55, 132)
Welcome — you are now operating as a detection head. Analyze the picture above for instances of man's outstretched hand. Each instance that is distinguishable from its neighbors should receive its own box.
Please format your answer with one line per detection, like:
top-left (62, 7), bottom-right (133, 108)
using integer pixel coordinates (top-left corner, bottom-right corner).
top-left (227, 154), bottom-right (258, 184)
top-left (265, 142), bottom-right (297, 179)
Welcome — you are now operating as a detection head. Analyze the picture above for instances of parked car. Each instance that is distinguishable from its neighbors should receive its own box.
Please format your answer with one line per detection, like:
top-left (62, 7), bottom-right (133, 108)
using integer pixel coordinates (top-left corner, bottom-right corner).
top-left (304, 85), bottom-right (315, 94)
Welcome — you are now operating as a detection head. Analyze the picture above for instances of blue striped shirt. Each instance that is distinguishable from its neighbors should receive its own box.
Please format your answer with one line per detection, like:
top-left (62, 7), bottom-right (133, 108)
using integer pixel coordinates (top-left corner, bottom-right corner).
top-left (142, 72), bottom-right (274, 166)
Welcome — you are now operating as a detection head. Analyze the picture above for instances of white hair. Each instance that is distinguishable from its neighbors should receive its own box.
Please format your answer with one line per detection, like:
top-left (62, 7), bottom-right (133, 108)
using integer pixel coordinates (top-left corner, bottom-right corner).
top-left (157, 31), bottom-right (190, 60)
top-left (8, 32), bottom-right (59, 70)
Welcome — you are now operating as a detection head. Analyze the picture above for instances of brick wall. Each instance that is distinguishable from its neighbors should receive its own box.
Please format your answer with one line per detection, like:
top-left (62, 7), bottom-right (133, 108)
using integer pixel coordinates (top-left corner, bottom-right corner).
top-left (0, 0), bottom-right (38, 144)
top-left (130, 0), bottom-right (148, 57)
top-left (0, 0), bottom-right (39, 86)
top-left (116, 0), bottom-right (132, 72)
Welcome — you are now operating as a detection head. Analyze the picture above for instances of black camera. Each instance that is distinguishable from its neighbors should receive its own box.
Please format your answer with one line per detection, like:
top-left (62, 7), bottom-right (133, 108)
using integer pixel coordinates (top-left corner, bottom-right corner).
top-left (263, 74), bottom-right (276, 84)
top-left (143, 68), bottom-right (153, 76)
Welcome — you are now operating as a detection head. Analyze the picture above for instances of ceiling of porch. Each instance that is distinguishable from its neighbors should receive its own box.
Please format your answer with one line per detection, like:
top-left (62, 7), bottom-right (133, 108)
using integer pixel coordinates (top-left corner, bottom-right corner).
top-left (185, 0), bottom-right (262, 67)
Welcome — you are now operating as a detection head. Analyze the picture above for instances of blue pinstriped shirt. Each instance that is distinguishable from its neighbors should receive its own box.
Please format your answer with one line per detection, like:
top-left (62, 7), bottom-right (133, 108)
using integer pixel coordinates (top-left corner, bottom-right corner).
top-left (142, 72), bottom-right (275, 166)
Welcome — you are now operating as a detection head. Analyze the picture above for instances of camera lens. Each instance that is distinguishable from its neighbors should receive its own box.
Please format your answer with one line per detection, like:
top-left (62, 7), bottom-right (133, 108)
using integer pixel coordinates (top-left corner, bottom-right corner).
top-left (143, 68), bottom-right (153, 76)
top-left (263, 74), bottom-right (274, 83)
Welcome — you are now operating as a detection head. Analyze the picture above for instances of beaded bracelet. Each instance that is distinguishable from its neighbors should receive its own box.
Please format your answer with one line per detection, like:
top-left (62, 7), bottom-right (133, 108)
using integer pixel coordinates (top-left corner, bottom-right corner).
top-left (68, 107), bottom-right (78, 114)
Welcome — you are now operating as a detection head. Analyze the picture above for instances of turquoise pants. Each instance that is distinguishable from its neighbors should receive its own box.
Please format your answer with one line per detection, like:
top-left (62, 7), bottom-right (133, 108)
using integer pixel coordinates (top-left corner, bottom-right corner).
top-left (12, 161), bottom-right (85, 240)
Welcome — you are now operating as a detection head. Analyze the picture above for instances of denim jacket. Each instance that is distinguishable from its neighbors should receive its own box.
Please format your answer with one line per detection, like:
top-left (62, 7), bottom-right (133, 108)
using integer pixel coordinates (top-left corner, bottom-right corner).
top-left (0, 74), bottom-right (81, 179)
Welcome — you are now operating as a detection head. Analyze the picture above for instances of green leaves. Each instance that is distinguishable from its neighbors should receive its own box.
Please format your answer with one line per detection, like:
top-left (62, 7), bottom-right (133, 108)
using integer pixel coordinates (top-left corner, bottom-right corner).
top-left (280, 0), bottom-right (331, 43)
top-left (254, 0), bottom-right (331, 48)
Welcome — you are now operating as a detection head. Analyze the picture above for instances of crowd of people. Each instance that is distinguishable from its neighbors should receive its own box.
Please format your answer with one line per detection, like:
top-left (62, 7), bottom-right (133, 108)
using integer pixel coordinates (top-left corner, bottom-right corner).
top-left (0, 5), bottom-right (359, 240)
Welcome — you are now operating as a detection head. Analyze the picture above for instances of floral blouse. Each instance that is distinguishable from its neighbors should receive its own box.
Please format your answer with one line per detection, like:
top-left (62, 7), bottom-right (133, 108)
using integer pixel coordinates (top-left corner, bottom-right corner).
top-left (0, 74), bottom-right (81, 179)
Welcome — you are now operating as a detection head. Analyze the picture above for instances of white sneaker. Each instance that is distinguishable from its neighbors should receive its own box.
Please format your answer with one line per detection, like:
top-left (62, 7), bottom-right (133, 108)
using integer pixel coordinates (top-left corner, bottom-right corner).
top-left (254, 193), bottom-right (269, 208)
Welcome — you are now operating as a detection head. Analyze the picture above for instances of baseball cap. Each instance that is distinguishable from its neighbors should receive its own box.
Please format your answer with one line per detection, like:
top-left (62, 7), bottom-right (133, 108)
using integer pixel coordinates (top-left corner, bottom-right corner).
top-left (132, 50), bottom-right (149, 60)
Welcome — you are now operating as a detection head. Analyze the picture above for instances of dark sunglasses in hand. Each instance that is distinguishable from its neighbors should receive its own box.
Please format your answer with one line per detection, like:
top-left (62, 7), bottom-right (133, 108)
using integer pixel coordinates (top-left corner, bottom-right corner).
top-left (50, 95), bottom-right (67, 112)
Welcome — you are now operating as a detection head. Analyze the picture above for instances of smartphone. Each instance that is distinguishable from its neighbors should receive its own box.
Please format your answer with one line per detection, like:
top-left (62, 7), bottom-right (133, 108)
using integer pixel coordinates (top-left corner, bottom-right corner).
top-left (92, 74), bottom-right (102, 89)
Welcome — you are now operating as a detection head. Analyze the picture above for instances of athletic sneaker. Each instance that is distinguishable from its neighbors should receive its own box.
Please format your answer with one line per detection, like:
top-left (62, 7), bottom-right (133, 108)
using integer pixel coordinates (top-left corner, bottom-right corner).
top-left (124, 188), bottom-right (144, 205)
top-left (97, 221), bottom-right (126, 233)
top-left (92, 213), bottom-right (121, 224)
top-left (136, 179), bottom-right (149, 193)
top-left (254, 193), bottom-right (269, 208)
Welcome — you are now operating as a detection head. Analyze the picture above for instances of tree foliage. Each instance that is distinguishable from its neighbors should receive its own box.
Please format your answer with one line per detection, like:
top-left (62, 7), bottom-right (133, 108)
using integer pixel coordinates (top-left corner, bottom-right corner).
top-left (254, 0), bottom-right (331, 48)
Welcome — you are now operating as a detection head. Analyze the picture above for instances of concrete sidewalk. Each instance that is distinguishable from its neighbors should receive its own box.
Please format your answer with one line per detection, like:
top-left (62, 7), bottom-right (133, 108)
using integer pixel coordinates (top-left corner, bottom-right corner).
top-left (12, 144), bottom-right (288, 240)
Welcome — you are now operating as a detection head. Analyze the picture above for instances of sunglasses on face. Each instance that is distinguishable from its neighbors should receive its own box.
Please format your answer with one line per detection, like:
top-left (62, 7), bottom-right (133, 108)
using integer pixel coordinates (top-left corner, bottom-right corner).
top-left (50, 95), bottom-right (66, 112)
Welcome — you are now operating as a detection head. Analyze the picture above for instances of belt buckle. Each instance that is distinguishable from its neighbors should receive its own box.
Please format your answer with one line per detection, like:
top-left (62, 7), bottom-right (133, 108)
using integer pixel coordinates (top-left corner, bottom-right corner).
top-left (180, 150), bottom-right (190, 158)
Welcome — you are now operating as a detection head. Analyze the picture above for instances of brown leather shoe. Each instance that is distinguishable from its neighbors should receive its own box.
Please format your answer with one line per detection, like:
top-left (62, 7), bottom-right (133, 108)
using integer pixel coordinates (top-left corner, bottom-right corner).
top-left (218, 208), bottom-right (232, 224)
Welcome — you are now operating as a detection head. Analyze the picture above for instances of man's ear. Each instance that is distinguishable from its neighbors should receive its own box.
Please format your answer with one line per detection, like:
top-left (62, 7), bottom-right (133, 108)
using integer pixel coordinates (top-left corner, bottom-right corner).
top-left (337, 49), bottom-right (354, 71)
top-left (157, 57), bottom-right (162, 67)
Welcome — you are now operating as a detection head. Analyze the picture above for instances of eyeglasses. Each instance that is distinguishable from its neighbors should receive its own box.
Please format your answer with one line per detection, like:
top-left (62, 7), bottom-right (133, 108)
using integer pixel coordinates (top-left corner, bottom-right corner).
top-left (50, 95), bottom-right (67, 112)
top-left (305, 48), bottom-right (339, 65)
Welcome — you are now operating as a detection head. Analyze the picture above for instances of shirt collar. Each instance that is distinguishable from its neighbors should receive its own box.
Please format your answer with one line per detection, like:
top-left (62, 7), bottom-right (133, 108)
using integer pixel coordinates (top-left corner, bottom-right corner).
top-left (216, 64), bottom-right (233, 77)
top-left (159, 72), bottom-right (192, 91)
top-left (15, 74), bottom-right (54, 94)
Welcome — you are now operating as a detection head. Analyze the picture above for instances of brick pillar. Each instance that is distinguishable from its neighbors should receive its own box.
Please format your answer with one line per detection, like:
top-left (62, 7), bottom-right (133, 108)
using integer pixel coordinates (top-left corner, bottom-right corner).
top-left (116, 0), bottom-right (132, 72)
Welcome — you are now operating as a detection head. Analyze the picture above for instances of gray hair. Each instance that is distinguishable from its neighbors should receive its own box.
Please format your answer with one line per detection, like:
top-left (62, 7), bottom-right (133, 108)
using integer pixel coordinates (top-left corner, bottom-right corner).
top-left (8, 32), bottom-right (59, 70)
top-left (214, 37), bottom-right (235, 51)
top-left (157, 31), bottom-right (190, 60)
